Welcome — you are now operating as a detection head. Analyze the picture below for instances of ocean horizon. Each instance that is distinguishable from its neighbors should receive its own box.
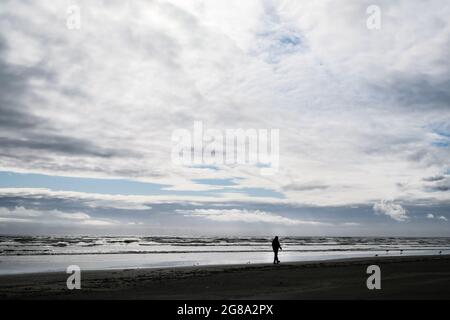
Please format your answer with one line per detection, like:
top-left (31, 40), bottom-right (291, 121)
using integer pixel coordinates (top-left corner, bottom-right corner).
top-left (1, 235), bottom-right (449, 275)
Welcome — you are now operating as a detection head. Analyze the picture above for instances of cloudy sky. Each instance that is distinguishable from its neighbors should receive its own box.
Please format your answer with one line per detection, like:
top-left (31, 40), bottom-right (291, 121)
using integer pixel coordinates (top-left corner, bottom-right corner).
top-left (0, 0), bottom-right (449, 236)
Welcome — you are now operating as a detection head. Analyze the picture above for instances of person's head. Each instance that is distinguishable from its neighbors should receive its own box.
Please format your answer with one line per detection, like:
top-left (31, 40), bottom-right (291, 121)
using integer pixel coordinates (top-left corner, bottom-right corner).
top-left (274, 236), bottom-right (278, 240)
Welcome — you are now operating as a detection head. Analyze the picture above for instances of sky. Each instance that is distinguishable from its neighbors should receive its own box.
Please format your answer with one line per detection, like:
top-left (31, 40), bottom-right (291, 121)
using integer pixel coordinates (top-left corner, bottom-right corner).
top-left (0, 0), bottom-right (449, 236)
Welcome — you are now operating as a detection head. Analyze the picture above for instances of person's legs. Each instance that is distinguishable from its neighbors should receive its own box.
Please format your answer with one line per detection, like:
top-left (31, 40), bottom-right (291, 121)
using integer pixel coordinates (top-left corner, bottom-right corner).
top-left (274, 249), bottom-right (278, 264)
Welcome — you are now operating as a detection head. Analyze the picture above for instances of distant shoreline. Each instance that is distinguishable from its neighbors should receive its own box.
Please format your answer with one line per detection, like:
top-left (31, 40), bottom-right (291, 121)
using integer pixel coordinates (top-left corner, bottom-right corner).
top-left (2, 235), bottom-right (449, 276)
top-left (1, 254), bottom-right (450, 299)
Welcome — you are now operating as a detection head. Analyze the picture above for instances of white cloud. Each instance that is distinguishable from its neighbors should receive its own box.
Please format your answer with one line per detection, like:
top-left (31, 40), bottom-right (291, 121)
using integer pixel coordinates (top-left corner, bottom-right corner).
top-left (0, 207), bottom-right (117, 227)
top-left (425, 213), bottom-right (448, 222)
top-left (0, 217), bottom-right (34, 223)
top-left (339, 222), bottom-right (361, 227)
top-left (0, 0), bottom-right (449, 214)
top-left (177, 208), bottom-right (328, 226)
top-left (0, 187), bottom-right (289, 207)
top-left (127, 221), bottom-right (144, 225)
top-left (373, 200), bottom-right (408, 222)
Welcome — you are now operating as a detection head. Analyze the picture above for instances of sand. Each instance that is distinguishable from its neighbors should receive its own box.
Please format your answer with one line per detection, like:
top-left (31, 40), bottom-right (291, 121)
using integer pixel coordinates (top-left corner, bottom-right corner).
top-left (1, 255), bottom-right (450, 299)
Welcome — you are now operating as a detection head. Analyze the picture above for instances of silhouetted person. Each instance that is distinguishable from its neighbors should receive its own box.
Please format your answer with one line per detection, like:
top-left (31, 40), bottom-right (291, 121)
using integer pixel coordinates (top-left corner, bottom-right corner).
top-left (272, 236), bottom-right (282, 264)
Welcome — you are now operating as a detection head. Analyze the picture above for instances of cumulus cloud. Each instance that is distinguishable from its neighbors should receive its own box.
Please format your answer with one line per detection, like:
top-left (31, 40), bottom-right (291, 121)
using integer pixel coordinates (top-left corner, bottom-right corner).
top-left (373, 200), bottom-right (408, 222)
top-left (426, 213), bottom-right (448, 222)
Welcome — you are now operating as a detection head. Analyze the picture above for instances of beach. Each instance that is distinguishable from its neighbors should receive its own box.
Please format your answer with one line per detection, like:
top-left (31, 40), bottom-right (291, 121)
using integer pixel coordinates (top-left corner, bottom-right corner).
top-left (1, 255), bottom-right (450, 299)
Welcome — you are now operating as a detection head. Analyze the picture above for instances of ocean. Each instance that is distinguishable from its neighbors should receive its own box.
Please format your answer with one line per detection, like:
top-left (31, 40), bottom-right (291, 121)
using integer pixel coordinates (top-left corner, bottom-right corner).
top-left (1, 235), bottom-right (449, 275)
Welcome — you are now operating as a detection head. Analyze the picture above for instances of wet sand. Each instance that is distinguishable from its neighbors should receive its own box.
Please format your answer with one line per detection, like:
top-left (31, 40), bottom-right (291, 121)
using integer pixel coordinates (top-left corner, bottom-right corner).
top-left (1, 255), bottom-right (450, 299)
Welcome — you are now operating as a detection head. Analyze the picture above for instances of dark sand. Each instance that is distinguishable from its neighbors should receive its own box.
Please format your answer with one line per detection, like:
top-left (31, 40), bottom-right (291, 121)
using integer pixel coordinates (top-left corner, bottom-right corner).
top-left (1, 255), bottom-right (450, 299)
